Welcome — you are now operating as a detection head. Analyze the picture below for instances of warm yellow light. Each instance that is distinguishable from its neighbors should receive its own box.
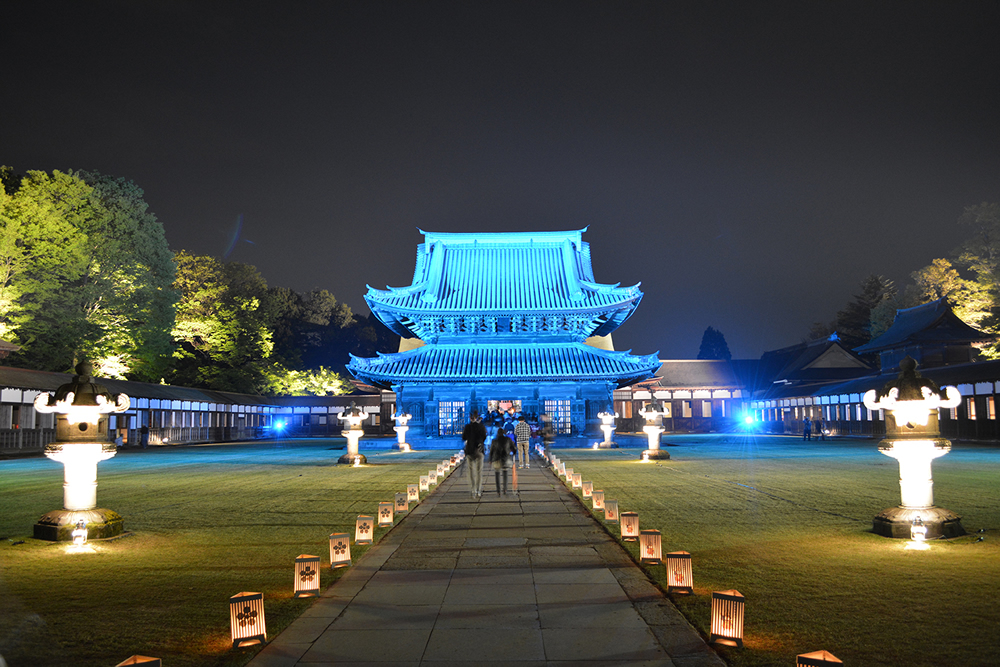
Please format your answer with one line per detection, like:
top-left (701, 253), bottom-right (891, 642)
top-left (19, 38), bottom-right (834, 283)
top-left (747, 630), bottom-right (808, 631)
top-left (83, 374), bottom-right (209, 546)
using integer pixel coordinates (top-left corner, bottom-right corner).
top-left (229, 591), bottom-right (266, 647)
top-left (419, 476), bottom-right (429, 492)
top-left (293, 554), bottom-right (321, 598)
top-left (710, 589), bottom-right (744, 647)
top-left (621, 511), bottom-right (639, 541)
top-left (639, 529), bottom-right (662, 563)
top-left (395, 492), bottom-right (409, 513)
top-left (329, 533), bottom-right (352, 568)
top-left (355, 515), bottom-right (374, 545)
top-left (796, 650), bottom-right (843, 666)
top-left (591, 490), bottom-right (605, 511)
top-left (114, 656), bottom-right (162, 666)
top-left (71, 520), bottom-right (87, 546)
top-left (665, 551), bottom-right (693, 593)
top-left (407, 484), bottom-right (419, 502)
top-left (604, 499), bottom-right (619, 523)
top-left (378, 502), bottom-right (394, 527)
top-left (863, 386), bottom-right (961, 428)
top-left (582, 481), bottom-right (593, 498)
top-left (571, 473), bottom-right (582, 489)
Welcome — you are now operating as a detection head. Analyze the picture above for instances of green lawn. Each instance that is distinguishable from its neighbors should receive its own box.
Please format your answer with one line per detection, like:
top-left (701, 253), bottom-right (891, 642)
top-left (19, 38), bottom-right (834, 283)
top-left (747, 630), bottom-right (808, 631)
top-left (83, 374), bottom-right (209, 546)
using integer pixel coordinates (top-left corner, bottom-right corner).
top-left (0, 440), bottom-right (460, 667)
top-left (551, 434), bottom-right (1000, 667)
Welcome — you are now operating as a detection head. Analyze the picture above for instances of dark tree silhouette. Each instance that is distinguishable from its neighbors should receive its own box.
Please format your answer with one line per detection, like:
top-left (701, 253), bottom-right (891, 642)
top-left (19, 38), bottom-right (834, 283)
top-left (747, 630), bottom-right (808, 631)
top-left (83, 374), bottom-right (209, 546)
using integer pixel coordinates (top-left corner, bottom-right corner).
top-left (697, 326), bottom-right (732, 360)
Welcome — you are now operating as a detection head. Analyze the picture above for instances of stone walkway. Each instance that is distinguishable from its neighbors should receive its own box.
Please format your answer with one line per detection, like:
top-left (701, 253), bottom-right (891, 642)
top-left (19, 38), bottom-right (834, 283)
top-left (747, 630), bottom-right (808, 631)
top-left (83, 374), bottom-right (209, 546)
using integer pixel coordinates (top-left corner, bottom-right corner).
top-left (248, 454), bottom-right (724, 666)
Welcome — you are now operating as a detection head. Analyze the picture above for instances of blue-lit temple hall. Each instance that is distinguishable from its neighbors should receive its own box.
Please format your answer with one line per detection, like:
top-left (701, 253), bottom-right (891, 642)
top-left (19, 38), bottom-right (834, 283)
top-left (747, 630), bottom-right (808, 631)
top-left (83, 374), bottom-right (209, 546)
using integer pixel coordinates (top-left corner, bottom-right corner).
top-left (347, 229), bottom-right (660, 436)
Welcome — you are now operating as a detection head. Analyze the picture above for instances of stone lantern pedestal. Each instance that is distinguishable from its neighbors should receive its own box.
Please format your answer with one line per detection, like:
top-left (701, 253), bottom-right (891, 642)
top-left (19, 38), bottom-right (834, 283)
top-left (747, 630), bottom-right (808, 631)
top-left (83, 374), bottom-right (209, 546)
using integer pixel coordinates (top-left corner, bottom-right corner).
top-left (338, 401), bottom-right (368, 465)
top-left (638, 400), bottom-right (670, 460)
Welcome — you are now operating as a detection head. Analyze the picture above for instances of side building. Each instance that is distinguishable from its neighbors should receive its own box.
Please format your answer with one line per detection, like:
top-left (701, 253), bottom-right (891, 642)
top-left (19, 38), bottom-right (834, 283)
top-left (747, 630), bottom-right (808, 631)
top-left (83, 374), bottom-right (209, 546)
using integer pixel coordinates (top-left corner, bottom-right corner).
top-left (347, 229), bottom-right (660, 437)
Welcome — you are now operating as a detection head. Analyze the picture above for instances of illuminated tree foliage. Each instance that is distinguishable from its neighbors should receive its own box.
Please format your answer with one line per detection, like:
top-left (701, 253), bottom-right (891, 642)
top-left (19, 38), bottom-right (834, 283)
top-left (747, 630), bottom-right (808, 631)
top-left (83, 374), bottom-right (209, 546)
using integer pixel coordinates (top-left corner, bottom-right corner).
top-left (170, 252), bottom-right (358, 395)
top-left (0, 169), bottom-right (175, 379)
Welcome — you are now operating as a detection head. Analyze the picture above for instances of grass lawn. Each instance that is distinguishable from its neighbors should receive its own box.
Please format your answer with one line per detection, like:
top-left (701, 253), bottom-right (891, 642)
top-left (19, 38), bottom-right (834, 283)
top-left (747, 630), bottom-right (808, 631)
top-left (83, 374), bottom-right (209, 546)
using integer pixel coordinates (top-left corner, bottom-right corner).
top-left (552, 433), bottom-right (1000, 667)
top-left (0, 439), bottom-right (459, 667)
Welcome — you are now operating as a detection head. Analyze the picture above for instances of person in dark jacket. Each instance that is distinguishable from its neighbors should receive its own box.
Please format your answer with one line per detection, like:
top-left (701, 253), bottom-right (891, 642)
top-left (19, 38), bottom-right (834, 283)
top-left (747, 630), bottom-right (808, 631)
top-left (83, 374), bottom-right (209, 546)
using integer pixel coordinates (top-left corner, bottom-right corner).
top-left (462, 411), bottom-right (487, 499)
top-left (489, 427), bottom-right (514, 497)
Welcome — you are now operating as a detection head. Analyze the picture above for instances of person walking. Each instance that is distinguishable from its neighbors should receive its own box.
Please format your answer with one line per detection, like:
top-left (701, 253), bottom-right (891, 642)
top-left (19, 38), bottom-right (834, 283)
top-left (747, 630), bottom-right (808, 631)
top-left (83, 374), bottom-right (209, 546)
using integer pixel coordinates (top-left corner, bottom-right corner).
top-left (463, 411), bottom-right (487, 499)
top-left (803, 417), bottom-right (812, 441)
top-left (514, 414), bottom-right (531, 468)
top-left (489, 426), bottom-right (514, 497)
top-left (540, 413), bottom-right (555, 457)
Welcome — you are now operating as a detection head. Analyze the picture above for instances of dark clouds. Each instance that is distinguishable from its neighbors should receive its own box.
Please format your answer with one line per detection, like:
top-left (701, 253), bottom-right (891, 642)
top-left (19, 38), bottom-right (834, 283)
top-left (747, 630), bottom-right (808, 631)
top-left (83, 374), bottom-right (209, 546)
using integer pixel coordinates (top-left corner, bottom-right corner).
top-left (4, 1), bottom-right (999, 358)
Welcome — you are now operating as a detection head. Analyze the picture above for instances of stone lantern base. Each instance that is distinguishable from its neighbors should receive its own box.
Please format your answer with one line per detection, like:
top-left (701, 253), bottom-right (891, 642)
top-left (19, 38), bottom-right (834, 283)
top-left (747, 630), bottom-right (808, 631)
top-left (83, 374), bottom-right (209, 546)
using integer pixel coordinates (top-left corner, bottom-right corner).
top-left (34, 508), bottom-right (124, 542)
top-left (873, 506), bottom-right (965, 539)
top-left (641, 449), bottom-right (671, 460)
top-left (338, 452), bottom-right (368, 465)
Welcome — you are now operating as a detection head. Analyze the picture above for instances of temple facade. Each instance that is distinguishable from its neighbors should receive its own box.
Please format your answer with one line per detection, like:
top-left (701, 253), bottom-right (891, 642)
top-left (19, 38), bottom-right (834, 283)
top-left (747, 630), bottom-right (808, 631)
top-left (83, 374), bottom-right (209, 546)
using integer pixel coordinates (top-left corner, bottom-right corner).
top-left (347, 229), bottom-right (660, 437)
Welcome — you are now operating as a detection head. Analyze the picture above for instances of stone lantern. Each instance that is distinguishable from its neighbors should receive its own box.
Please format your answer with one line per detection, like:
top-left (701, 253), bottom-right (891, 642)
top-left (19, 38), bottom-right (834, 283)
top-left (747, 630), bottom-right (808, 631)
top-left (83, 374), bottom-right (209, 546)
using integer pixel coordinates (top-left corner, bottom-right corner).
top-left (337, 401), bottom-right (367, 464)
top-left (32, 362), bottom-right (130, 541)
top-left (638, 399), bottom-right (670, 460)
top-left (863, 356), bottom-right (965, 539)
top-left (596, 407), bottom-right (618, 448)
top-left (392, 411), bottom-right (412, 451)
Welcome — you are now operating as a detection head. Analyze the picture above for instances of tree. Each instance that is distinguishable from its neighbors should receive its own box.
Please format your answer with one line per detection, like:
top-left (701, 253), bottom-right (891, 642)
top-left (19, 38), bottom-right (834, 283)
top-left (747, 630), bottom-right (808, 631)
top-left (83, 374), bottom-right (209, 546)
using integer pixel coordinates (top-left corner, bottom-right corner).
top-left (0, 170), bottom-right (177, 378)
top-left (834, 274), bottom-right (896, 349)
top-left (170, 251), bottom-right (281, 393)
top-left (697, 326), bottom-right (732, 360)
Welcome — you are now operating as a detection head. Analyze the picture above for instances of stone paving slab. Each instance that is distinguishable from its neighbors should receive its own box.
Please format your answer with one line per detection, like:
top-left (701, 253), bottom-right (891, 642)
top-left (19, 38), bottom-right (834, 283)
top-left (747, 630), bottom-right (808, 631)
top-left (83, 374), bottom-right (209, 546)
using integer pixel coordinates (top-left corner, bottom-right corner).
top-left (248, 453), bottom-right (724, 667)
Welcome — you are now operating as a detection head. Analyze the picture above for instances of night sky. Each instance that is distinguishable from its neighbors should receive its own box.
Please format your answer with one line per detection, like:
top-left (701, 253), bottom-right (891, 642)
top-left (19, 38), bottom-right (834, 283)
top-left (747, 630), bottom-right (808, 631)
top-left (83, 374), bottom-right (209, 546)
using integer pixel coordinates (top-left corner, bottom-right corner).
top-left (5, 1), bottom-right (999, 360)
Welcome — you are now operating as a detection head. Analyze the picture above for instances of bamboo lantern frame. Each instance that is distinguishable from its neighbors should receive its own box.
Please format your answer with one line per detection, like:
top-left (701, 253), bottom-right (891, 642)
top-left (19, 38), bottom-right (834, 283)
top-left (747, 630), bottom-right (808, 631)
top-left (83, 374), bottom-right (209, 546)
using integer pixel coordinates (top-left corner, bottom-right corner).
top-left (591, 490), bottom-right (605, 511)
top-left (604, 499), bottom-right (619, 523)
top-left (115, 657), bottom-right (161, 666)
top-left (229, 591), bottom-right (266, 647)
top-left (329, 532), bottom-right (351, 568)
top-left (665, 551), bottom-right (693, 593)
top-left (293, 554), bottom-right (321, 598)
top-left (796, 650), bottom-right (843, 666)
top-left (639, 529), bottom-right (662, 563)
top-left (620, 511), bottom-right (639, 541)
top-left (355, 515), bottom-right (374, 545)
top-left (378, 501), bottom-right (394, 527)
top-left (710, 589), bottom-right (745, 647)
top-left (582, 481), bottom-right (593, 497)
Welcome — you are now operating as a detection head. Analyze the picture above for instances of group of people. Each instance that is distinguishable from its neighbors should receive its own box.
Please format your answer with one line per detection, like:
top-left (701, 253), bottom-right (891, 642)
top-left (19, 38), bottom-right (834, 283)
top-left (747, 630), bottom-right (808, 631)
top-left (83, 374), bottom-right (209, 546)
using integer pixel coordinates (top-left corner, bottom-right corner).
top-left (802, 417), bottom-right (827, 441)
top-left (462, 411), bottom-right (552, 498)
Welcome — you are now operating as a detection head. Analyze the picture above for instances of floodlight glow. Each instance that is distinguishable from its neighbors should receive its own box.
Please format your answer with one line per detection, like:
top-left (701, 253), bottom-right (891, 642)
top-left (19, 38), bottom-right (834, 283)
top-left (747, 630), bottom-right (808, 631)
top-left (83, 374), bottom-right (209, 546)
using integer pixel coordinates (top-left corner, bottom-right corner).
top-left (863, 385), bottom-right (961, 428)
top-left (744, 415), bottom-right (754, 425)
top-left (71, 520), bottom-right (87, 546)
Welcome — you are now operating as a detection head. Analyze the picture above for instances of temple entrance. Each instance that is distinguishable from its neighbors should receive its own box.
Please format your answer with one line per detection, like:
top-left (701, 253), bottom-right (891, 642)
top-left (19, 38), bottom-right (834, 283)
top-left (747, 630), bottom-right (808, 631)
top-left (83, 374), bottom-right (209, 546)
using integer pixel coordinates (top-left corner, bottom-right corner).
top-left (485, 399), bottom-right (521, 426)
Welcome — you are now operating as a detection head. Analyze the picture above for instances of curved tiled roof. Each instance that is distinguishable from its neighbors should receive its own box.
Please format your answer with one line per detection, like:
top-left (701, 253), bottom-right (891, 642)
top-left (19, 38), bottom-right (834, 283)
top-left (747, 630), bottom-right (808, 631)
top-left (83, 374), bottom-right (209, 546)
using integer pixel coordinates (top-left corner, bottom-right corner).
top-left (854, 298), bottom-right (991, 353)
top-left (365, 230), bottom-right (642, 334)
top-left (347, 342), bottom-right (659, 386)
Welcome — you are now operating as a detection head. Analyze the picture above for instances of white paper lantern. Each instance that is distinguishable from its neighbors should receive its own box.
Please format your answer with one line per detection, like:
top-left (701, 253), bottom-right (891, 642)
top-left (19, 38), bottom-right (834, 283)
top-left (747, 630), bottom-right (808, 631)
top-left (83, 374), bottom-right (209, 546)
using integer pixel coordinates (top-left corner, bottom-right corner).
top-left (115, 657), bottom-right (161, 666)
top-left (665, 551), bottom-right (693, 593)
top-left (293, 554), bottom-right (321, 598)
top-left (407, 484), bottom-right (419, 502)
top-left (355, 515), bottom-right (374, 545)
top-left (582, 481), bottom-right (593, 497)
top-left (591, 490), bottom-right (605, 511)
top-left (378, 501), bottom-right (394, 526)
top-left (710, 589), bottom-right (744, 647)
top-left (419, 475), bottom-right (429, 492)
top-left (229, 591), bottom-right (266, 647)
top-left (395, 492), bottom-right (409, 513)
top-left (329, 532), bottom-right (351, 568)
top-left (797, 650), bottom-right (843, 666)
top-left (621, 511), bottom-right (639, 541)
top-left (604, 499), bottom-right (619, 523)
top-left (428, 470), bottom-right (438, 485)
top-left (639, 530), bottom-right (662, 564)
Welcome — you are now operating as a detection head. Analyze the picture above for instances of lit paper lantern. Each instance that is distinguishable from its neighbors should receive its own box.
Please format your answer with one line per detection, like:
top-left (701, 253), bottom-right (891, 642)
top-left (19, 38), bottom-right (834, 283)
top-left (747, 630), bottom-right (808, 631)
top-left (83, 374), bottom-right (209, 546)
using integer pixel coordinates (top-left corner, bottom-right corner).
top-left (450, 455), bottom-right (457, 465)
top-left (582, 481), bottom-right (593, 498)
top-left (407, 484), bottom-right (419, 502)
top-left (710, 589), bottom-right (744, 647)
top-left (563, 467), bottom-right (573, 481)
top-left (329, 533), bottom-right (351, 568)
top-left (604, 499), bottom-right (619, 523)
top-left (621, 511), bottom-right (639, 541)
top-left (115, 657), bottom-right (161, 667)
top-left (639, 529), bottom-right (662, 563)
top-left (229, 591), bottom-right (266, 647)
top-left (437, 463), bottom-right (445, 476)
top-left (591, 490), bottom-right (605, 511)
top-left (395, 492), bottom-right (409, 513)
top-left (558, 462), bottom-right (566, 477)
top-left (428, 470), bottom-right (438, 485)
top-left (355, 515), bottom-right (374, 545)
top-left (71, 519), bottom-right (88, 546)
top-left (419, 475), bottom-right (429, 492)
top-left (571, 473), bottom-right (582, 489)
top-left (797, 650), bottom-right (843, 666)
top-left (293, 554), bottom-right (320, 597)
top-left (378, 502), bottom-right (394, 526)
top-left (665, 551), bottom-right (693, 593)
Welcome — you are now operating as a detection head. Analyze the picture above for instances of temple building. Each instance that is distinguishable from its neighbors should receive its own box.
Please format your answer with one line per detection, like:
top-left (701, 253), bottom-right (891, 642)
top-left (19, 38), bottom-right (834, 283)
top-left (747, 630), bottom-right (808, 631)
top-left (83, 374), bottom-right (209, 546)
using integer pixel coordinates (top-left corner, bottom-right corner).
top-left (347, 229), bottom-right (660, 437)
